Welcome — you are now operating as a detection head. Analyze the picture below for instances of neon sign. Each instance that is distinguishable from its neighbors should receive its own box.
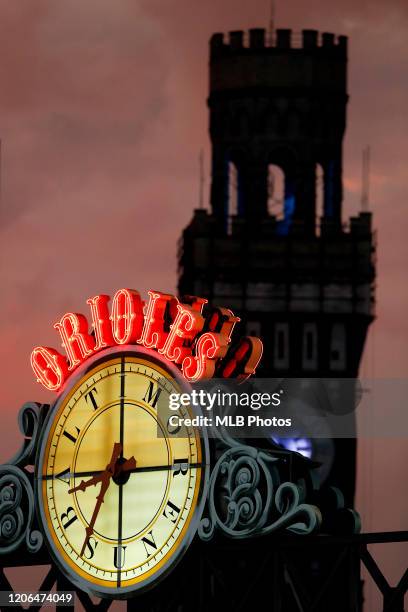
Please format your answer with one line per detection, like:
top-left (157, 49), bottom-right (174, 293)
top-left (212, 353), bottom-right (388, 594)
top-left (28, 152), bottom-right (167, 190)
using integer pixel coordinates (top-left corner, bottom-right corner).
top-left (31, 288), bottom-right (263, 392)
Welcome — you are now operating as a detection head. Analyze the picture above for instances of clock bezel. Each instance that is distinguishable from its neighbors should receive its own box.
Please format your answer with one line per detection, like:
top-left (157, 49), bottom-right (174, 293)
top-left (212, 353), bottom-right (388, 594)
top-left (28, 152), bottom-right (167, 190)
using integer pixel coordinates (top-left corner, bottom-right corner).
top-left (35, 345), bottom-right (210, 599)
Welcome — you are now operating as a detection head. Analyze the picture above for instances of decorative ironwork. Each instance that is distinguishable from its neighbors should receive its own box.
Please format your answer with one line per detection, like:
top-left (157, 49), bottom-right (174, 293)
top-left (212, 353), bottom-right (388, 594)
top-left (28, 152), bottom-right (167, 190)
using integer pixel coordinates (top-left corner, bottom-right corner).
top-left (0, 402), bottom-right (49, 556)
top-left (0, 464), bottom-right (42, 554)
top-left (9, 401), bottom-right (49, 468)
top-left (199, 425), bottom-right (322, 541)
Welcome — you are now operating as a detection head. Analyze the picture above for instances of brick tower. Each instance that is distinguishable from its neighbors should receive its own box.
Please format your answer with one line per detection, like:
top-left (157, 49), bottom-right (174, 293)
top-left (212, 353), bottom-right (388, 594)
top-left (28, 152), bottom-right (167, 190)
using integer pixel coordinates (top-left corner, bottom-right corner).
top-left (178, 28), bottom-right (376, 503)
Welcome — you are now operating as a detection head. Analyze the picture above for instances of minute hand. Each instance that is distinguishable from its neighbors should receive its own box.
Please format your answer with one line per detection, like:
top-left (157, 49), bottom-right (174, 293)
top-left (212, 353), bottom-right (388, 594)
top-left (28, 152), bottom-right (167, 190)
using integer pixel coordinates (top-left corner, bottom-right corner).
top-left (78, 442), bottom-right (122, 557)
top-left (80, 474), bottom-right (111, 556)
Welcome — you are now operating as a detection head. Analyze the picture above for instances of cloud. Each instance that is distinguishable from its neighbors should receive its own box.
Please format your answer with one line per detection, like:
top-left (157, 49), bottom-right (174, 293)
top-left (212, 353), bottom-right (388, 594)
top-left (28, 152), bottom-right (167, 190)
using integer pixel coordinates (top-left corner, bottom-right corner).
top-left (0, 0), bottom-right (169, 227)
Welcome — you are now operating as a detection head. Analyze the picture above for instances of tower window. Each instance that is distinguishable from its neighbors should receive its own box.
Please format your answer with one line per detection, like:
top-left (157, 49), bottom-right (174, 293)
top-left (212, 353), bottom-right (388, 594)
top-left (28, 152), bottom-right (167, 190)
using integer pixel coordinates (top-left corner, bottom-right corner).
top-left (274, 323), bottom-right (289, 369)
top-left (267, 165), bottom-right (284, 217)
top-left (226, 160), bottom-right (239, 234)
top-left (324, 160), bottom-right (336, 218)
top-left (330, 323), bottom-right (346, 370)
top-left (306, 332), bottom-right (313, 359)
top-left (316, 163), bottom-right (324, 231)
top-left (228, 161), bottom-right (238, 215)
top-left (268, 163), bottom-right (296, 235)
top-left (302, 323), bottom-right (318, 370)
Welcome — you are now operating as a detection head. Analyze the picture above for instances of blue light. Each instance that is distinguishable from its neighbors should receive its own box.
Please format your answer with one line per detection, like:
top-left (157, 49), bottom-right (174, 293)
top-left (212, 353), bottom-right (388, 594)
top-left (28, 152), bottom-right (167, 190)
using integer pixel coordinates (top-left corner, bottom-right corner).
top-left (276, 178), bottom-right (295, 235)
top-left (272, 436), bottom-right (313, 460)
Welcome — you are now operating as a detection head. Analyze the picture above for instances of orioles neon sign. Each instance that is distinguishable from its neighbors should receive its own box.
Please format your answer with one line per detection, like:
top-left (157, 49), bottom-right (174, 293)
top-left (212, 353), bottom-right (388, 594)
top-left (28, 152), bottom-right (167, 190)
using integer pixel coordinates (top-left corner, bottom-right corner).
top-left (31, 289), bottom-right (263, 392)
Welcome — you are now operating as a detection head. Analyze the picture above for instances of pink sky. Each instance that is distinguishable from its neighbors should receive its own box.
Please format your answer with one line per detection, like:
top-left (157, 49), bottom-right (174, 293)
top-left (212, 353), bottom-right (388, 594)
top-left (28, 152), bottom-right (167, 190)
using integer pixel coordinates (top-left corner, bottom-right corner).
top-left (0, 1), bottom-right (406, 606)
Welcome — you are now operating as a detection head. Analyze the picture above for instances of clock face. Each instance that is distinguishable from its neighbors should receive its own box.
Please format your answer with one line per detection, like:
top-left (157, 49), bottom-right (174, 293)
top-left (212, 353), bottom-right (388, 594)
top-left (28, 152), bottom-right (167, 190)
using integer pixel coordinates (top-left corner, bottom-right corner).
top-left (36, 347), bottom-right (208, 598)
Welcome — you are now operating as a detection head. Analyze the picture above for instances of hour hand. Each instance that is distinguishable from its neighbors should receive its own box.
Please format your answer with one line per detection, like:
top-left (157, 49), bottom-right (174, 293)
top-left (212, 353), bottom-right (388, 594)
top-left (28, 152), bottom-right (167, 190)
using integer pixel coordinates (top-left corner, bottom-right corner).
top-left (69, 442), bottom-right (123, 494)
top-left (118, 456), bottom-right (136, 474)
top-left (68, 473), bottom-right (104, 494)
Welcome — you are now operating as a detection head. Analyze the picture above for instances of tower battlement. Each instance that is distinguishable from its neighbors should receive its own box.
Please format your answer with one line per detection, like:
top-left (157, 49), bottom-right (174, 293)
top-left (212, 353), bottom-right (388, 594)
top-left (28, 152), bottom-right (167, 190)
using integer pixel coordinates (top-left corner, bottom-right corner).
top-left (209, 28), bottom-right (348, 96)
top-left (210, 29), bottom-right (347, 58)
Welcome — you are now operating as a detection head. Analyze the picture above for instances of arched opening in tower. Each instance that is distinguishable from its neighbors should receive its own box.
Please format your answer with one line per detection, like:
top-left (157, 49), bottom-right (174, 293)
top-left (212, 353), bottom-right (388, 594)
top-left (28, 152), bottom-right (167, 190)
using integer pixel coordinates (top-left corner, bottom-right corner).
top-left (267, 164), bottom-right (284, 218)
top-left (226, 160), bottom-right (242, 233)
top-left (330, 323), bottom-right (347, 371)
top-left (316, 163), bottom-right (324, 233)
top-left (268, 163), bottom-right (296, 234)
top-left (228, 160), bottom-right (238, 216)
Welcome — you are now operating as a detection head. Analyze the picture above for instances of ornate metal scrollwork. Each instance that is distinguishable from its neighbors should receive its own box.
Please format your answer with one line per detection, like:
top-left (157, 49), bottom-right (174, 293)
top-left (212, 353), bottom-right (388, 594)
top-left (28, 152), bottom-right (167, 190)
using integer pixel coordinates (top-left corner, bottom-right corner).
top-left (0, 402), bottom-right (49, 555)
top-left (9, 401), bottom-right (49, 468)
top-left (198, 439), bottom-right (322, 541)
top-left (0, 465), bottom-right (42, 554)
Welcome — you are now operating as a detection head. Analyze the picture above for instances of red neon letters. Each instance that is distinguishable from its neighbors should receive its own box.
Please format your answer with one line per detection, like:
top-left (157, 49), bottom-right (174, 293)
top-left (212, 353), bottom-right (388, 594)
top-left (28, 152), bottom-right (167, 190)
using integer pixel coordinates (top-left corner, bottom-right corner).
top-left (86, 294), bottom-right (114, 350)
top-left (31, 289), bottom-right (263, 392)
top-left (53, 313), bottom-right (94, 371)
top-left (140, 291), bottom-right (175, 350)
top-left (182, 332), bottom-right (229, 382)
top-left (31, 347), bottom-right (69, 392)
top-left (217, 337), bottom-right (263, 381)
top-left (159, 305), bottom-right (204, 364)
top-left (110, 288), bottom-right (144, 345)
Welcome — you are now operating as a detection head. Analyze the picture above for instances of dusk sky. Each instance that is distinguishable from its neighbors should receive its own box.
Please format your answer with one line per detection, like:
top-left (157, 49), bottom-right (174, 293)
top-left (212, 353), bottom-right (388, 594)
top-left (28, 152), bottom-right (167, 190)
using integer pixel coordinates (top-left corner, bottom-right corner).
top-left (0, 1), bottom-right (406, 606)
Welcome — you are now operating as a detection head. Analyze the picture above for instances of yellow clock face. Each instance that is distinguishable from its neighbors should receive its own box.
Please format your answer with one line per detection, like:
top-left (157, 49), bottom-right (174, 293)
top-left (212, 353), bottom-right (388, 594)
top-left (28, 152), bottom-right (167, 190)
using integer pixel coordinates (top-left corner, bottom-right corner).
top-left (36, 348), bottom-right (207, 597)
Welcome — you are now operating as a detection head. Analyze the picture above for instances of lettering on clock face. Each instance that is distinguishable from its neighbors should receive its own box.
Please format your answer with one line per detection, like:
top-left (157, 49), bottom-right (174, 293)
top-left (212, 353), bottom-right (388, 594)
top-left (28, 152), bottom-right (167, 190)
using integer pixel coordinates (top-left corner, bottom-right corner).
top-left (38, 355), bottom-right (204, 594)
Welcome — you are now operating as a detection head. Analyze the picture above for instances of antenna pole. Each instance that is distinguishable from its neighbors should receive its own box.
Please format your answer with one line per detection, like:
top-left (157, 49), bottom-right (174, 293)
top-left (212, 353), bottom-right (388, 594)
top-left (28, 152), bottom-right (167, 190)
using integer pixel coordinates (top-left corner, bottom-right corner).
top-left (268, 0), bottom-right (275, 45)
top-left (361, 146), bottom-right (370, 212)
top-left (366, 145), bottom-right (370, 211)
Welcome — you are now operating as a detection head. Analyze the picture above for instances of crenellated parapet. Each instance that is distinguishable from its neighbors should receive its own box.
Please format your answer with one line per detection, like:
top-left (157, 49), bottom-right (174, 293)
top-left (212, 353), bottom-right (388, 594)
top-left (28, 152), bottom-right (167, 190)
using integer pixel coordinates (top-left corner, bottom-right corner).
top-left (210, 28), bottom-right (347, 58)
top-left (209, 28), bottom-right (348, 97)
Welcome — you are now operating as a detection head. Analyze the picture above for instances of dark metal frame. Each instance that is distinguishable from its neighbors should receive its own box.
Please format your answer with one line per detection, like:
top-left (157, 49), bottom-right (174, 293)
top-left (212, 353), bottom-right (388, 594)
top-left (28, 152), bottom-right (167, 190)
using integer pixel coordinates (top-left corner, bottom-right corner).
top-left (1, 532), bottom-right (407, 611)
top-left (0, 400), bottom-right (406, 611)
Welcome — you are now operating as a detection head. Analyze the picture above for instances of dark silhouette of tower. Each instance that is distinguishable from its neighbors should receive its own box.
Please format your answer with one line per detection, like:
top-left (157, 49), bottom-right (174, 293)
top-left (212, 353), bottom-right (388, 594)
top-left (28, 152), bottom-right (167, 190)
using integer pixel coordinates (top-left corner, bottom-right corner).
top-left (178, 28), bottom-right (376, 503)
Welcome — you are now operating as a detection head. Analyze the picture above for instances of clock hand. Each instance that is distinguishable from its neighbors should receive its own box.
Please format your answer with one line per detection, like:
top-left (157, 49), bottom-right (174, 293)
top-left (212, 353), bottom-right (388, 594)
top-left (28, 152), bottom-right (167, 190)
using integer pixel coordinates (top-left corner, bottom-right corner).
top-left (106, 442), bottom-right (122, 472)
top-left (79, 442), bottom-right (122, 557)
top-left (80, 473), bottom-right (111, 557)
top-left (67, 455), bottom-right (136, 494)
top-left (116, 456), bottom-right (136, 475)
top-left (55, 460), bottom-right (202, 483)
top-left (68, 473), bottom-right (104, 494)
top-left (68, 442), bottom-right (122, 495)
